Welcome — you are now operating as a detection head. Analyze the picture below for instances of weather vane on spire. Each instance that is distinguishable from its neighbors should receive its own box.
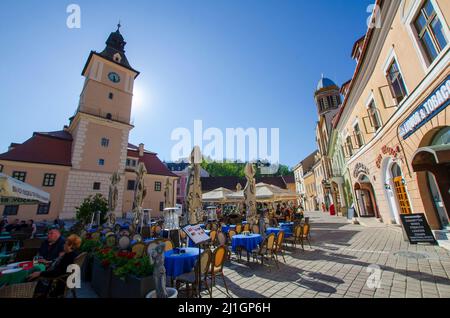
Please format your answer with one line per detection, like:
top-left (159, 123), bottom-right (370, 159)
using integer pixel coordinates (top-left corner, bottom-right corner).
top-left (117, 20), bottom-right (121, 31)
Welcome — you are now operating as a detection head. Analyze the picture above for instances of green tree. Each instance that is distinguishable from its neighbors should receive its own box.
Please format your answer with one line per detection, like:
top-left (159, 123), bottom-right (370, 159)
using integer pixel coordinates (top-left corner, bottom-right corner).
top-left (75, 193), bottom-right (108, 225)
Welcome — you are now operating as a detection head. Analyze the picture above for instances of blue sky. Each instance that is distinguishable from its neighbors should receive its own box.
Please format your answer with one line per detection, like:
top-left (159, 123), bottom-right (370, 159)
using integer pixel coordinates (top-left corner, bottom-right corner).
top-left (0, 0), bottom-right (373, 168)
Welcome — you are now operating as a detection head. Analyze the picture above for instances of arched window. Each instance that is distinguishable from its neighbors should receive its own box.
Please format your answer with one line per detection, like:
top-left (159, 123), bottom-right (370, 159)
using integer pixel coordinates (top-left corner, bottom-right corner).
top-left (106, 113), bottom-right (112, 120)
top-left (391, 163), bottom-right (402, 178)
top-left (432, 127), bottom-right (450, 145)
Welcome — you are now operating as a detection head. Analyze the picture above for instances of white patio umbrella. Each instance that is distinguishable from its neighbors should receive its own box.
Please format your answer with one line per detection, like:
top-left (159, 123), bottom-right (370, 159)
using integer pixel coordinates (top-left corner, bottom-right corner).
top-left (202, 187), bottom-right (234, 203)
top-left (0, 173), bottom-right (49, 205)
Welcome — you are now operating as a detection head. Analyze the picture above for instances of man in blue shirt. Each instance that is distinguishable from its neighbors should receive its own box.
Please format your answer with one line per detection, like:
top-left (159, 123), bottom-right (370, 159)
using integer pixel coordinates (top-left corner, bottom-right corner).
top-left (38, 227), bottom-right (65, 261)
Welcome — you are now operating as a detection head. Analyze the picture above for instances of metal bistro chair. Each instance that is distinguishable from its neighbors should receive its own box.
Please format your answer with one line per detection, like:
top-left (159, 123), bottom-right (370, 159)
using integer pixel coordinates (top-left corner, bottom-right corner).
top-left (208, 246), bottom-right (229, 297)
top-left (300, 223), bottom-right (312, 249)
top-left (274, 231), bottom-right (286, 265)
top-left (285, 225), bottom-right (302, 248)
top-left (131, 242), bottom-right (147, 258)
top-left (252, 233), bottom-right (276, 266)
top-left (176, 249), bottom-right (212, 298)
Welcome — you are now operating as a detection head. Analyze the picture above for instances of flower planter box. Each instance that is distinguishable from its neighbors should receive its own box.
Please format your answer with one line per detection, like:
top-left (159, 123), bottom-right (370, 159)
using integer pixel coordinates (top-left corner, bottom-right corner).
top-left (91, 257), bottom-right (112, 298)
top-left (81, 253), bottom-right (94, 282)
top-left (110, 274), bottom-right (155, 298)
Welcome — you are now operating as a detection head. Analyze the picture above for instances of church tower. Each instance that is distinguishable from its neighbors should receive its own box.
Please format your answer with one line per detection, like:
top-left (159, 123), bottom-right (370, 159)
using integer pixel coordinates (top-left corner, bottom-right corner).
top-left (61, 24), bottom-right (139, 219)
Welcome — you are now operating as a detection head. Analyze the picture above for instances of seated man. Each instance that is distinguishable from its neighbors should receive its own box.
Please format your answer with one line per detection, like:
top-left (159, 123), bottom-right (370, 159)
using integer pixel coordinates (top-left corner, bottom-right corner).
top-left (38, 227), bottom-right (65, 262)
top-left (28, 234), bottom-right (81, 297)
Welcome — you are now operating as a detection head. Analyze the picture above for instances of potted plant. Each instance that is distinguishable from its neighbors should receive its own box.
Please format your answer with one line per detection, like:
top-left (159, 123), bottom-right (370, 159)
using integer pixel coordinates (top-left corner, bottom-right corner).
top-left (91, 247), bottom-right (115, 298)
top-left (79, 238), bottom-right (102, 282)
top-left (110, 255), bottom-right (155, 298)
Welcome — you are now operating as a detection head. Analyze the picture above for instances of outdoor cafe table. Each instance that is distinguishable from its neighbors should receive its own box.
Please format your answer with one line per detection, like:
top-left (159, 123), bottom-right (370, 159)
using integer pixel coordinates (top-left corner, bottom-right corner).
top-left (231, 234), bottom-right (262, 254)
top-left (266, 227), bottom-right (293, 238)
top-left (221, 225), bottom-right (236, 234)
top-left (0, 262), bottom-right (46, 287)
top-left (164, 247), bottom-right (202, 279)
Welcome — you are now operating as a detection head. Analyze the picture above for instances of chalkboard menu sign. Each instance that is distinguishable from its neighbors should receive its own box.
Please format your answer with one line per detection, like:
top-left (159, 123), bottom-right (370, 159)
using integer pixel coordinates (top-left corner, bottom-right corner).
top-left (400, 214), bottom-right (437, 244)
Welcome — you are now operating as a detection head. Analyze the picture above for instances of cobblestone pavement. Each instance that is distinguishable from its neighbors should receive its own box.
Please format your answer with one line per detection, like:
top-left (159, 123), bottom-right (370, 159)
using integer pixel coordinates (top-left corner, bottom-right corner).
top-left (207, 212), bottom-right (450, 298)
top-left (76, 212), bottom-right (450, 298)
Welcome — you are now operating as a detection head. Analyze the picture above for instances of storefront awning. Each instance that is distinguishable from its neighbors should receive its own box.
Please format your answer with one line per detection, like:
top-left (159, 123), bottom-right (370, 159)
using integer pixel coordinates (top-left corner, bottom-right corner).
top-left (0, 173), bottom-right (50, 205)
top-left (412, 145), bottom-right (450, 172)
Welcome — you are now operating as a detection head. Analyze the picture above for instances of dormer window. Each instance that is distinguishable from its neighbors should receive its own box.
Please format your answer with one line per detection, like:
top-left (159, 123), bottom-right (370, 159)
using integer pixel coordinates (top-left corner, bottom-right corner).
top-left (113, 53), bottom-right (122, 63)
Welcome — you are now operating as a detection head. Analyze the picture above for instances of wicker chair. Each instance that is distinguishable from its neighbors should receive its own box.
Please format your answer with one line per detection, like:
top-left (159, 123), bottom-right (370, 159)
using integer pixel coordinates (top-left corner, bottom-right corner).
top-left (243, 224), bottom-right (250, 232)
top-left (176, 249), bottom-right (212, 298)
top-left (235, 224), bottom-right (242, 234)
top-left (179, 230), bottom-right (187, 247)
top-left (209, 230), bottom-right (217, 248)
top-left (105, 235), bottom-right (117, 247)
top-left (162, 239), bottom-right (174, 251)
top-left (0, 282), bottom-right (38, 298)
top-left (251, 224), bottom-right (260, 234)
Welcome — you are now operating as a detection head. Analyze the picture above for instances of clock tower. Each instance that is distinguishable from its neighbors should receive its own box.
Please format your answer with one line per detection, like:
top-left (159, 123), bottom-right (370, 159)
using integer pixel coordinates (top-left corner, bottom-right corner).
top-left (61, 25), bottom-right (140, 219)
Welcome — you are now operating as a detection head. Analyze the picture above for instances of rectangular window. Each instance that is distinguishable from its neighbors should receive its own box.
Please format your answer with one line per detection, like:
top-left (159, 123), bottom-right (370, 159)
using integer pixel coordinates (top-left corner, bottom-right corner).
top-left (98, 159), bottom-right (105, 166)
top-left (155, 182), bottom-right (162, 191)
top-left (108, 92), bottom-right (114, 100)
top-left (42, 173), bottom-right (56, 187)
top-left (3, 205), bottom-right (18, 216)
top-left (354, 123), bottom-right (364, 148)
top-left (37, 202), bottom-right (51, 215)
top-left (101, 138), bottom-right (109, 147)
top-left (413, 0), bottom-right (448, 64)
top-left (0, 164), bottom-right (3, 173)
top-left (93, 182), bottom-right (101, 190)
top-left (386, 59), bottom-right (407, 104)
top-left (126, 158), bottom-right (137, 168)
top-left (346, 136), bottom-right (353, 156)
top-left (159, 202), bottom-right (164, 212)
top-left (12, 171), bottom-right (26, 182)
top-left (127, 180), bottom-right (136, 191)
top-left (367, 100), bottom-right (382, 131)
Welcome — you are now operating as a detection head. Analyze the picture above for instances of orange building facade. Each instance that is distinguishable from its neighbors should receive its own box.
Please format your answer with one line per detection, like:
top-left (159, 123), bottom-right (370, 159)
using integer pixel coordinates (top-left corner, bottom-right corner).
top-left (0, 26), bottom-right (178, 221)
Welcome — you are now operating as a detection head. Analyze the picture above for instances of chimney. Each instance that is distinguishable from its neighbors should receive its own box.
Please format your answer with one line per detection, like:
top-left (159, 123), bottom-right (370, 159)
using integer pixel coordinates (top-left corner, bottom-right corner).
top-left (139, 143), bottom-right (144, 157)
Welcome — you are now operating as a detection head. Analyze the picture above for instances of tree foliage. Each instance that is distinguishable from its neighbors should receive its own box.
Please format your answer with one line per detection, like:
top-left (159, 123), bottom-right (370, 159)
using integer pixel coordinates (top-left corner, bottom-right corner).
top-left (75, 193), bottom-right (108, 225)
top-left (201, 159), bottom-right (293, 178)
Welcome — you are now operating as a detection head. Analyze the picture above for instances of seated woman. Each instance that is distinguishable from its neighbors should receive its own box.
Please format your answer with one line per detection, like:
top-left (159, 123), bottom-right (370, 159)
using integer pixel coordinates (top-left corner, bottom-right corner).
top-left (28, 234), bottom-right (82, 297)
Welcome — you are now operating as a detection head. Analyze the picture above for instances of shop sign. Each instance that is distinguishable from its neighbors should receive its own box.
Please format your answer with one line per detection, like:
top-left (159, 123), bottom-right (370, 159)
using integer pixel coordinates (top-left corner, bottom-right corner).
top-left (375, 145), bottom-right (401, 169)
top-left (353, 163), bottom-right (370, 179)
top-left (400, 214), bottom-right (437, 245)
top-left (400, 76), bottom-right (450, 140)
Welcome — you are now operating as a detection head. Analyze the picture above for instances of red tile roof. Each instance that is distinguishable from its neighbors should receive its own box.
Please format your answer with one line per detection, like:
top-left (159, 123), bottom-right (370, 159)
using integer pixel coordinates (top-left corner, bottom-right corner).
top-left (201, 176), bottom-right (289, 192)
top-left (127, 143), bottom-right (177, 177)
top-left (0, 130), bottom-right (73, 166)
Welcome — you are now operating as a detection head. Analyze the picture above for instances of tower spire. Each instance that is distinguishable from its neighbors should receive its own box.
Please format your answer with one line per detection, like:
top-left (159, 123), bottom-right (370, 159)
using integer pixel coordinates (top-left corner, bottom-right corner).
top-left (117, 20), bottom-right (121, 32)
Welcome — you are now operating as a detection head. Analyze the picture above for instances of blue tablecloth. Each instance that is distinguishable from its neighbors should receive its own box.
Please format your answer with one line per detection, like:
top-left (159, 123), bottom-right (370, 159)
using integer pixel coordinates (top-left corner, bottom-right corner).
top-left (221, 225), bottom-right (236, 234)
top-left (266, 227), bottom-right (283, 235)
top-left (199, 224), bottom-right (206, 229)
top-left (164, 248), bottom-right (202, 278)
top-left (231, 234), bottom-right (262, 252)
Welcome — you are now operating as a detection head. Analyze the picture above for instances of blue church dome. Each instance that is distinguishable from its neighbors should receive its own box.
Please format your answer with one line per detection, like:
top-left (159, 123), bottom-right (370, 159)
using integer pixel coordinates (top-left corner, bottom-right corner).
top-left (316, 76), bottom-right (337, 91)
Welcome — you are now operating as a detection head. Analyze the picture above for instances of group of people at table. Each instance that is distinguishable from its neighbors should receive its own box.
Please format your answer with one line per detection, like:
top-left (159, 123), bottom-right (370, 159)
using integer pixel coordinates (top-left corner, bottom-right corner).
top-left (0, 227), bottom-right (81, 297)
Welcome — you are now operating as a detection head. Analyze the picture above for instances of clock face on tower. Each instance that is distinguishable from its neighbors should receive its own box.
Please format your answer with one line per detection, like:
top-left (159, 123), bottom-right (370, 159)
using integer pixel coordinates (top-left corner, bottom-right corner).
top-left (108, 72), bottom-right (121, 83)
